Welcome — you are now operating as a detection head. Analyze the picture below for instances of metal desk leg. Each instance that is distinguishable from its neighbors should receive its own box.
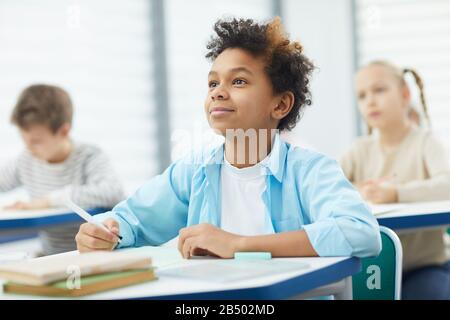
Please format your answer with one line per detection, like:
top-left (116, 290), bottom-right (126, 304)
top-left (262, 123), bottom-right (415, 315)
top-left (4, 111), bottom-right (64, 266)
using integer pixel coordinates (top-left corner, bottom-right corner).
top-left (289, 276), bottom-right (353, 300)
top-left (334, 276), bottom-right (353, 300)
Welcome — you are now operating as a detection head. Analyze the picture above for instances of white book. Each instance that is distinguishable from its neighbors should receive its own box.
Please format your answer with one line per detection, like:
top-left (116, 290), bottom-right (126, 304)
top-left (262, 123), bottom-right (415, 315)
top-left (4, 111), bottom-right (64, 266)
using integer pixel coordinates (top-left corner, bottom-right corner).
top-left (0, 250), bottom-right (152, 286)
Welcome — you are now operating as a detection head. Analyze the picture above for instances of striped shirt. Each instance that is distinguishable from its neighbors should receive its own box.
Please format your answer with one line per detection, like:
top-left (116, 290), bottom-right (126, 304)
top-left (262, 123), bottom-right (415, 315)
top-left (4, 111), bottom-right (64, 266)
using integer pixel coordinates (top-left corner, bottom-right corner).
top-left (0, 142), bottom-right (125, 255)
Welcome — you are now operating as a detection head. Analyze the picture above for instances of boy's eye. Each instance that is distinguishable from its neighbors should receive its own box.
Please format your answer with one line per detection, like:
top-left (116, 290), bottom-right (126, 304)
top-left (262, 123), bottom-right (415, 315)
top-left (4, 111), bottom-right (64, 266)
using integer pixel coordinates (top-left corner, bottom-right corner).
top-left (358, 93), bottom-right (365, 100)
top-left (233, 78), bottom-right (247, 86)
top-left (374, 87), bottom-right (386, 93)
top-left (208, 81), bottom-right (218, 88)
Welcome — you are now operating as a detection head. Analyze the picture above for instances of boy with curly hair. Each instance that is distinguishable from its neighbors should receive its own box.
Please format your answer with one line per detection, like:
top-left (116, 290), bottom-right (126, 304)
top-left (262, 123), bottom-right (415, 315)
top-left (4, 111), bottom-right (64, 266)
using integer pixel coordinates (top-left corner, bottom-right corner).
top-left (76, 17), bottom-right (381, 259)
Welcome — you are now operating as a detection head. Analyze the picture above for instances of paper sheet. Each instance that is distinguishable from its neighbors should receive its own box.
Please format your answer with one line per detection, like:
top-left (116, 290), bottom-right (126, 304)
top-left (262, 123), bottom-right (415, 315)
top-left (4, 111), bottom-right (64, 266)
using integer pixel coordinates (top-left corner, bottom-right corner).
top-left (158, 260), bottom-right (309, 283)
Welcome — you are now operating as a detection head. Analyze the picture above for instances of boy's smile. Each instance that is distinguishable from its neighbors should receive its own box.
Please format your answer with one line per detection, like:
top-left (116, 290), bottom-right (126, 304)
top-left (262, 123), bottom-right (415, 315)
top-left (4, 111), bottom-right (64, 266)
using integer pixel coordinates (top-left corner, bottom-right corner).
top-left (209, 106), bottom-right (235, 117)
top-left (204, 48), bottom-right (280, 135)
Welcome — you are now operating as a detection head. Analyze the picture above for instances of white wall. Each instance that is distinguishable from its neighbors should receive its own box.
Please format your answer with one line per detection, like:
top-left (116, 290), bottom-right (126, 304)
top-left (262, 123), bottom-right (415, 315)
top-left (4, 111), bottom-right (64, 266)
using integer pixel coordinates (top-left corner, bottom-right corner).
top-left (355, 0), bottom-right (450, 147)
top-left (0, 0), bottom-right (156, 194)
top-left (282, 0), bottom-right (357, 159)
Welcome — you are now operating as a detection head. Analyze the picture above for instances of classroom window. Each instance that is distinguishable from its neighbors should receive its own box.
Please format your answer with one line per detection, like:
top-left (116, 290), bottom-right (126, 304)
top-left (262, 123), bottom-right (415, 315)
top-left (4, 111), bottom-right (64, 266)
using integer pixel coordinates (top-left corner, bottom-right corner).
top-left (0, 0), bottom-right (157, 193)
top-left (355, 0), bottom-right (450, 144)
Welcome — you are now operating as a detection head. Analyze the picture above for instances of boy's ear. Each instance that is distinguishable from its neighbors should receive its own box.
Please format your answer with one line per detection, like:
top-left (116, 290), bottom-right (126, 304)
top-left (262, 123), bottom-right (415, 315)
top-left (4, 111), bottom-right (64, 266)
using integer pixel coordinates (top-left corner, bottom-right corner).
top-left (272, 91), bottom-right (295, 121)
top-left (401, 84), bottom-right (411, 107)
top-left (57, 123), bottom-right (71, 137)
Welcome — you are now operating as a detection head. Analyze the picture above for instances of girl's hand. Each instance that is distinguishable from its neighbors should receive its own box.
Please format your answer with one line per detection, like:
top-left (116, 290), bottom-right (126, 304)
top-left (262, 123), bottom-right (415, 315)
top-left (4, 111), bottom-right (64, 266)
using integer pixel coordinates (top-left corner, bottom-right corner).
top-left (360, 181), bottom-right (398, 204)
top-left (4, 198), bottom-right (51, 210)
top-left (178, 223), bottom-right (243, 259)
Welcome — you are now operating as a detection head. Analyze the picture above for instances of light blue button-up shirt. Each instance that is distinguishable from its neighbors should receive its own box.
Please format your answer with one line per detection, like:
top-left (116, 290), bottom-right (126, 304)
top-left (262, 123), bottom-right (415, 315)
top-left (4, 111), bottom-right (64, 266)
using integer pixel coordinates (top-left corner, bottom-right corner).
top-left (94, 134), bottom-right (381, 257)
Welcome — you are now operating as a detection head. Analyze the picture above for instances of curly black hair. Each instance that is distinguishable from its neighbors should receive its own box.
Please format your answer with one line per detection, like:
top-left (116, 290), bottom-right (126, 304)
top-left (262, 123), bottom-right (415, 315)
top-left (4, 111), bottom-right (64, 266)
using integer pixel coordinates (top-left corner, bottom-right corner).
top-left (206, 17), bottom-right (315, 131)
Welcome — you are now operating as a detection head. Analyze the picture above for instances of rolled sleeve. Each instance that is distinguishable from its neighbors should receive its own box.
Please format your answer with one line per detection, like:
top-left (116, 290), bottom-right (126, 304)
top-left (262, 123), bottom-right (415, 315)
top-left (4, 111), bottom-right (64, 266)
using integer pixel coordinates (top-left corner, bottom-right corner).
top-left (302, 218), bottom-right (353, 256)
top-left (299, 156), bottom-right (381, 258)
top-left (92, 159), bottom-right (193, 249)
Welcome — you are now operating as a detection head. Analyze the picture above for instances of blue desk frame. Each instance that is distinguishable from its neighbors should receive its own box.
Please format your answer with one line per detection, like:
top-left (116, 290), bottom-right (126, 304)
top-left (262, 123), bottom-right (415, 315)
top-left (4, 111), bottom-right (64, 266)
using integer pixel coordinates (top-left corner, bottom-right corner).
top-left (0, 208), bottom-right (107, 229)
top-left (377, 210), bottom-right (450, 231)
top-left (0, 208), bottom-right (108, 243)
top-left (134, 257), bottom-right (361, 300)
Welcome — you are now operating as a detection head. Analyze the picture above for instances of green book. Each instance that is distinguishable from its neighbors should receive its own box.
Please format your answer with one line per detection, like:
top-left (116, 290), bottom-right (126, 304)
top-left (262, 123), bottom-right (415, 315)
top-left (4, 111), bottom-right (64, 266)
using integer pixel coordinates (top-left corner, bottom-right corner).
top-left (3, 269), bottom-right (157, 297)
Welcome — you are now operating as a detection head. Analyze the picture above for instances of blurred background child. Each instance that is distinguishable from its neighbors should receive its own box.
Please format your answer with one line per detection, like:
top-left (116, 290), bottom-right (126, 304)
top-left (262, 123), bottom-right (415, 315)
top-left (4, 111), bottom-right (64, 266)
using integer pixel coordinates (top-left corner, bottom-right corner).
top-left (0, 84), bottom-right (125, 255)
top-left (340, 61), bottom-right (450, 299)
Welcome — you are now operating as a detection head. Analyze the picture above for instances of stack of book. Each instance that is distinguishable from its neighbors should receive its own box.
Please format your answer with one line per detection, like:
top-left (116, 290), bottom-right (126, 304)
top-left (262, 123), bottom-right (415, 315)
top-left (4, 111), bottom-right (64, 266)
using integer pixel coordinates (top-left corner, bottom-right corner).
top-left (0, 250), bottom-right (156, 297)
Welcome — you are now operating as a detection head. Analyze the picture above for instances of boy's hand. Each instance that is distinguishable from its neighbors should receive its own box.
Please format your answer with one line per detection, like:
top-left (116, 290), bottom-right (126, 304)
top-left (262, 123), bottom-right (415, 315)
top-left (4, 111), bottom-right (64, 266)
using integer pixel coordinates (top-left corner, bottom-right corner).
top-left (178, 223), bottom-right (243, 259)
top-left (4, 198), bottom-right (50, 210)
top-left (360, 181), bottom-right (398, 204)
top-left (75, 218), bottom-right (120, 253)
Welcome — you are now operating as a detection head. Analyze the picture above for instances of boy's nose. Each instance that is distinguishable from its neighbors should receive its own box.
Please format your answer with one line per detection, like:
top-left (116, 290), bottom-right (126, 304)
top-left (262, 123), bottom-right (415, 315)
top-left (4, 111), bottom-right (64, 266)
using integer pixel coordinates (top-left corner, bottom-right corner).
top-left (212, 93), bottom-right (224, 100)
top-left (211, 86), bottom-right (229, 100)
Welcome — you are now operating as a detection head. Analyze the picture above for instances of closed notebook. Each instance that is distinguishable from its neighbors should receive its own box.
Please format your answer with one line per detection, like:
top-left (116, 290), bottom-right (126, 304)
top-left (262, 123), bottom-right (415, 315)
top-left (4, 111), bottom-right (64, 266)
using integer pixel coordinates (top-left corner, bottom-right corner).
top-left (3, 269), bottom-right (156, 297)
top-left (0, 250), bottom-right (152, 286)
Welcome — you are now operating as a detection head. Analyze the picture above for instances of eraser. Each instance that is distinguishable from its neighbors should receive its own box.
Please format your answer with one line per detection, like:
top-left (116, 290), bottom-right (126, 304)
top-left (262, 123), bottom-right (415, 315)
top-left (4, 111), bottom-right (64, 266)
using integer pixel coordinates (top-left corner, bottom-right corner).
top-left (234, 252), bottom-right (272, 260)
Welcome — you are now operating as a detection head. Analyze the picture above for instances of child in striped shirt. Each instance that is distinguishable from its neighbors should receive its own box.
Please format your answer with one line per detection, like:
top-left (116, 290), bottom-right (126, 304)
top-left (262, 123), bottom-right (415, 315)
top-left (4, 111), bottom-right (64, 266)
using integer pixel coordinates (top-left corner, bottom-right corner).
top-left (0, 84), bottom-right (125, 255)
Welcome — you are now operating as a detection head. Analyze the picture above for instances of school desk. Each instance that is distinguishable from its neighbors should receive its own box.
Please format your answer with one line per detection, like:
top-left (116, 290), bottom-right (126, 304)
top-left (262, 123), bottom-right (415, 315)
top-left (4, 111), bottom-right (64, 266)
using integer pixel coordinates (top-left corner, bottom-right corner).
top-left (0, 246), bottom-right (361, 300)
top-left (374, 200), bottom-right (450, 234)
top-left (0, 207), bottom-right (107, 243)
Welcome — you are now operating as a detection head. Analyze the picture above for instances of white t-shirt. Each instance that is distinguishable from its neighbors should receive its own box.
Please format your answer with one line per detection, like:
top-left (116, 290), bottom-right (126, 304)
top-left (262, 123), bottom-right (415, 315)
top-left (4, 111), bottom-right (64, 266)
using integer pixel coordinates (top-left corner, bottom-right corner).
top-left (220, 155), bottom-right (275, 236)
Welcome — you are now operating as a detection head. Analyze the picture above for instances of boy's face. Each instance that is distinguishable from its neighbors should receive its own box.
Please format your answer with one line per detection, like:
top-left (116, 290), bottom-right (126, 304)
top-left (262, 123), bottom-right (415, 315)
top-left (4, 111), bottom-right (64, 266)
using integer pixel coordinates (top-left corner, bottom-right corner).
top-left (19, 124), bottom-right (70, 162)
top-left (205, 48), bottom-right (280, 135)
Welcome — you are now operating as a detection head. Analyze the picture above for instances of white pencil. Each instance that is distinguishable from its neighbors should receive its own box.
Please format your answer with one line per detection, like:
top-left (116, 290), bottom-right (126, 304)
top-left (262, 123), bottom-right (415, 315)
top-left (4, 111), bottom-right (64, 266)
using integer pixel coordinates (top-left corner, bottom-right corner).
top-left (65, 199), bottom-right (122, 243)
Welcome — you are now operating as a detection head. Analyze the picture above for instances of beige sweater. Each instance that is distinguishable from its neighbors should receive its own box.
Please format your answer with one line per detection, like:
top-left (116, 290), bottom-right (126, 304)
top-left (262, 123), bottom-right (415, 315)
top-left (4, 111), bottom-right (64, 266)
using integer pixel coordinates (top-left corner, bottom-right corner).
top-left (341, 126), bottom-right (450, 272)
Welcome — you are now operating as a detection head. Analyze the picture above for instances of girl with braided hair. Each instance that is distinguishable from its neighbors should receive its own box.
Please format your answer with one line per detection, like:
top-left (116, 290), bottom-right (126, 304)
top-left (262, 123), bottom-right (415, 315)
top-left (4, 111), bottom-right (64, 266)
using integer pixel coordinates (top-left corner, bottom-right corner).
top-left (341, 60), bottom-right (450, 299)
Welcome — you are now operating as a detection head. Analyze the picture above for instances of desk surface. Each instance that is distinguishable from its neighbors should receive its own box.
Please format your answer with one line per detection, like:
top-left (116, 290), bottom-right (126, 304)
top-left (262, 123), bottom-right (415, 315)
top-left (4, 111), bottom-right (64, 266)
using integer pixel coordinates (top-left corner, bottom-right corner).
top-left (375, 200), bottom-right (450, 230)
top-left (0, 207), bottom-right (107, 229)
top-left (0, 246), bottom-right (361, 300)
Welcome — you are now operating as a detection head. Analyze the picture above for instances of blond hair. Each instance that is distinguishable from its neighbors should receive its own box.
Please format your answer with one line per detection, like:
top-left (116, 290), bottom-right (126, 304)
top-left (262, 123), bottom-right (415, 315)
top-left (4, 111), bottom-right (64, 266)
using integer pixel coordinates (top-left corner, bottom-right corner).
top-left (362, 60), bottom-right (430, 134)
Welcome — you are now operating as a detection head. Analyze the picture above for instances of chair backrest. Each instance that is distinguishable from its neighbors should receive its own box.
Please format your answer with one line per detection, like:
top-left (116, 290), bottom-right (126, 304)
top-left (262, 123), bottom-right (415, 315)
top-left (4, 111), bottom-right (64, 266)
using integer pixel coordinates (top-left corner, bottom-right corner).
top-left (352, 226), bottom-right (403, 300)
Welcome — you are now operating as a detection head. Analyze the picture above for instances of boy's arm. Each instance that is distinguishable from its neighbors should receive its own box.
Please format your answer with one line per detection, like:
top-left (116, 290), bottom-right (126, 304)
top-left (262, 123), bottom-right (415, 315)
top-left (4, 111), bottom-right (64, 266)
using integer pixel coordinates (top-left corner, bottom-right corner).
top-left (237, 230), bottom-right (317, 256)
top-left (177, 224), bottom-right (317, 259)
top-left (92, 158), bottom-right (192, 248)
top-left (299, 156), bottom-right (381, 258)
top-left (46, 150), bottom-right (125, 208)
top-left (0, 159), bottom-right (22, 192)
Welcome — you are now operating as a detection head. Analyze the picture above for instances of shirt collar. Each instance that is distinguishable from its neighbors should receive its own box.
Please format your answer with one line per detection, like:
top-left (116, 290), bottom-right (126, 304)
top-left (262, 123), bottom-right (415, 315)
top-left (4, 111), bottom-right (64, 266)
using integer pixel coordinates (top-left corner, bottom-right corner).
top-left (202, 132), bottom-right (288, 183)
